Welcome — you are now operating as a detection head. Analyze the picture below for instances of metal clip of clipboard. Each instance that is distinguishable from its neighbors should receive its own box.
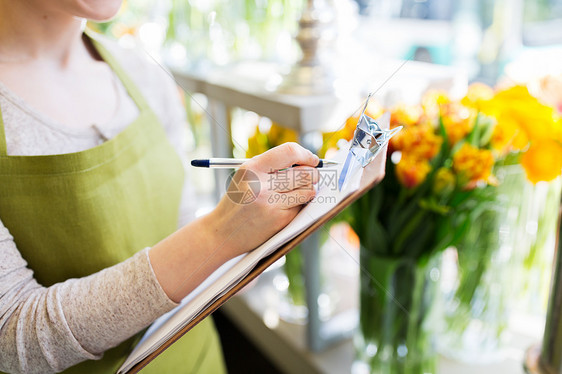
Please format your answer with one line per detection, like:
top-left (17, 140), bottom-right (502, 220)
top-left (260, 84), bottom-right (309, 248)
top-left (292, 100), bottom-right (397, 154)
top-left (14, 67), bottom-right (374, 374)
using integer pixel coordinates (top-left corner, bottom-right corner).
top-left (337, 94), bottom-right (402, 191)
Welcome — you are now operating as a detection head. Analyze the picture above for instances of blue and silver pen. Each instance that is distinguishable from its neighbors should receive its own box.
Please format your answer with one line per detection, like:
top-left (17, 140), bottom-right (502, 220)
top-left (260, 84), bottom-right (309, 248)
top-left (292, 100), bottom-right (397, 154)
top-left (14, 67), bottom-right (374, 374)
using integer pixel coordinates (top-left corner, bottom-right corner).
top-left (190, 158), bottom-right (338, 168)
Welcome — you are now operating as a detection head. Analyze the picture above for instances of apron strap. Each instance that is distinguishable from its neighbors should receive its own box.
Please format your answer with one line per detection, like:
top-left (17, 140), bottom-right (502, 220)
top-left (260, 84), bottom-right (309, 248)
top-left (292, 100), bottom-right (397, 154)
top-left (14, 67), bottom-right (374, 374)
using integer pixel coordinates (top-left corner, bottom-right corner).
top-left (84, 28), bottom-right (151, 113)
top-left (0, 109), bottom-right (7, 156)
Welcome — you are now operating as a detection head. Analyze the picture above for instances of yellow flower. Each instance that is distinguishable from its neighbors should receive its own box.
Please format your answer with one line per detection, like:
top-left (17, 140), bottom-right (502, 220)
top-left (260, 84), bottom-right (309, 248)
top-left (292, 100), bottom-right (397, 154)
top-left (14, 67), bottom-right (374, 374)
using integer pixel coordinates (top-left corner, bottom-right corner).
top-left (490, 116), bottom-right (529, 154)
top-left (396, 155), bottom-right (431, 189)
top-left (422, 90), bottom-right (451, 120)
top-left (461, 83), bottom-right (495, 110)
top-left (486, 85), bottom-right (558, 142)
top-left (521, 140), bottom-right (562, 183)
top-left (422, 90), bottom-right (451, 109)
top-left (246, 130), bottom-right (269, 158)
top-left (318, 131), bottom-right (340, 158)
top-left (453, 143), bottom-right (495, 186)
top-left (246, 122), bottom-right (298, 158)
top-left (494, 85), bottom-right (534, 102)
top-left (504, 105), bottom-right (556, 142)
top-left (268, 123), bottom-right (298, 145)
top-left (318, 116), bottom-right (357, 158)
top-left (433, 167), bottom-right (456, 195)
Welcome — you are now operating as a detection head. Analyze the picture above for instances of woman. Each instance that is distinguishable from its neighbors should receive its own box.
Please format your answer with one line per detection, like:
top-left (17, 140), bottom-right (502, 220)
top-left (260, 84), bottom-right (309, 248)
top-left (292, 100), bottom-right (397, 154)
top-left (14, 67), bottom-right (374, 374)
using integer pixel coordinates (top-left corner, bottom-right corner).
top-left (0, 1), bottom-right (324, 373)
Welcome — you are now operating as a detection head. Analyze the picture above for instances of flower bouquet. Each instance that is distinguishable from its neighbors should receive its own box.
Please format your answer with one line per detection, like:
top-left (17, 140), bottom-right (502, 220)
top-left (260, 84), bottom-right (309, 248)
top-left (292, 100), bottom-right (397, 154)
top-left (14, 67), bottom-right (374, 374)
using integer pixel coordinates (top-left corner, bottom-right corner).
top-left (323, 83), bottom-right (562, 372)
top-left (322, 89), bottom-right (507, 373)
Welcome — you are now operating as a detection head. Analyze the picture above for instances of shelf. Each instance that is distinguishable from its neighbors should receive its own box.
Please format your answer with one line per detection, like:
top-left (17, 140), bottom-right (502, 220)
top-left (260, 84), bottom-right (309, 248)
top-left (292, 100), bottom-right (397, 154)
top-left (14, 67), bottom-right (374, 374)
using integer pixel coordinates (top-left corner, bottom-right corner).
top-left (171, 59), bottom-right (468, 134)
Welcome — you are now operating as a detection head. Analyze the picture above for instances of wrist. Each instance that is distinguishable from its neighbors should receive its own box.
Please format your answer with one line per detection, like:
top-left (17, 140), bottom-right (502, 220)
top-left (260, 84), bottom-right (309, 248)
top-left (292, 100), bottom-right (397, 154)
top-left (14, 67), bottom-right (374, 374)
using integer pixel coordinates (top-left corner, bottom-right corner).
top-left (149, 210), bottom-right (233, 302)
top-left (198, 208), bottom-right (235, 264)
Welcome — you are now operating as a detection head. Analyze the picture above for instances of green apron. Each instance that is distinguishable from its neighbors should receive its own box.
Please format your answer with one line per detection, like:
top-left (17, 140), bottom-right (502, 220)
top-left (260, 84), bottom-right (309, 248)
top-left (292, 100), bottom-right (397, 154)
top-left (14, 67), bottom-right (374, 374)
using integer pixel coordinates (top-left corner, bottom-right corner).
top-left (0, 33), bottom-right (225, 374)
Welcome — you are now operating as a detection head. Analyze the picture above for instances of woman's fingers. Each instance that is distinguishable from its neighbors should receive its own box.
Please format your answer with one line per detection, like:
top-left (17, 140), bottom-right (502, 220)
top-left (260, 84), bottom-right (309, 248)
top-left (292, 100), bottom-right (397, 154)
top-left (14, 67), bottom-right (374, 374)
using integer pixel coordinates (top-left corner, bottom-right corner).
top-left (209, 142), bottom-right (325, 258)
top-left (242, 142), bottom-right (321, 207)
top-left (250, 142), bottom-right (319, 172)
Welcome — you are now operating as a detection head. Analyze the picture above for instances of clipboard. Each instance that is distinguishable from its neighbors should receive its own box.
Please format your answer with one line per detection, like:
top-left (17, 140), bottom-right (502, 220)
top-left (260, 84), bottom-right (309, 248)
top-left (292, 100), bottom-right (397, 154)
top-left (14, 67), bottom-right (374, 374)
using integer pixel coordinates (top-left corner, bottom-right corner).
top-left (122, 141), bottom-right (388, 373)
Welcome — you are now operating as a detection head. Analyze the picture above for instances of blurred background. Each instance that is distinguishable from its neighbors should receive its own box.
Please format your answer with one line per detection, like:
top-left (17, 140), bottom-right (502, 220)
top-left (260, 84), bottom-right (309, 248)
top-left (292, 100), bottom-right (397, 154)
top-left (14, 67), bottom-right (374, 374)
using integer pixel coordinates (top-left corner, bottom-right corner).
top-left (93, 0), bottom-right (562, 82)
top-left (91, 1), bottom-right (562, 373)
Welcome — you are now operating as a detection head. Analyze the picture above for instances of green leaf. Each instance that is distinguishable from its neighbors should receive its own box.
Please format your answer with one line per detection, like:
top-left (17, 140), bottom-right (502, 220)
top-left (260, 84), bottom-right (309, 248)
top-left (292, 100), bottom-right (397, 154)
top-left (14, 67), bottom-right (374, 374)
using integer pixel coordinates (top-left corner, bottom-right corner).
top-left (466, 112), bottom-right (481, 147)
top-left (392, 209), bottom-right (427, 255)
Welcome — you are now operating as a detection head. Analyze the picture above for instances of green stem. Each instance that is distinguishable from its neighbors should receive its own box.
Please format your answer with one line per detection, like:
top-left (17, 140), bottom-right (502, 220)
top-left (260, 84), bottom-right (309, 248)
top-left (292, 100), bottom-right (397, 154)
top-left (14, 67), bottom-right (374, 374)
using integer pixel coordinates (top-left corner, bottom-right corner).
top-left (392, 209), bottom-right (427, 255)
top-left (358, 251), bottom-right (437, 372)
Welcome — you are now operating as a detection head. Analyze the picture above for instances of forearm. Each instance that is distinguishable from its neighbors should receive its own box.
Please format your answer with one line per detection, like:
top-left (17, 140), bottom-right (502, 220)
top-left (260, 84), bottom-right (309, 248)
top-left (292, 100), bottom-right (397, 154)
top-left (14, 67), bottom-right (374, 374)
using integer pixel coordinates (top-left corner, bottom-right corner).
top-left (0, 197), bottom-right (250, 373)
top-left (0, 245), bottom-right (176, 374)
top-left (149, 211), bottom-right (236, 303)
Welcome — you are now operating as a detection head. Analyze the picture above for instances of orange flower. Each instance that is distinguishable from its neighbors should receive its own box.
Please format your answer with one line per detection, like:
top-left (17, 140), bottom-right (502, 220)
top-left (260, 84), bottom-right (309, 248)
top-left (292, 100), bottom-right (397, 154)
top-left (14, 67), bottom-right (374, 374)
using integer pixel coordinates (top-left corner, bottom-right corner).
top-left (441, 104), bottom-right (474, 146)
top-left (453, 143), bottom-right (495, 185)
top-left (396, 155), bottom-right (431, 189)
top-left (390, 104), bottom-right (422, 128)
top-left (390, 124), bottom-right (443, 160)
top-left (521, 140), bottom-right (562, 183)
top-left (318, 116), bottom-right (359, 157)
top-left (342, 115), bottom-right (362, 141)
top-left (318, 101), bottom-right (384, 157)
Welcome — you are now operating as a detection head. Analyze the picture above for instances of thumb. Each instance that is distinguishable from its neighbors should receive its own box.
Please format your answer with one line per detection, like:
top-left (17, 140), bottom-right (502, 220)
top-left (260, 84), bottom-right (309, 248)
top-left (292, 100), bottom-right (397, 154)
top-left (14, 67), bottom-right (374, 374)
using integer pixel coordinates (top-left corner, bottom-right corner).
top-left (252, 142), bottom-right (319, 172)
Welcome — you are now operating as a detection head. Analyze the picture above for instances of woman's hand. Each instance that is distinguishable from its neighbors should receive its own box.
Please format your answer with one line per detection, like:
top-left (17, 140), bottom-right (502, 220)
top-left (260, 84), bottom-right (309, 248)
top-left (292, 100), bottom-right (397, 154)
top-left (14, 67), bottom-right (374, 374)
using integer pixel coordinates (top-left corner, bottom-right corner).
top-left (150, 142), bottom-right (320, 302)
top-left (208, 142), bottom-right (320, 259)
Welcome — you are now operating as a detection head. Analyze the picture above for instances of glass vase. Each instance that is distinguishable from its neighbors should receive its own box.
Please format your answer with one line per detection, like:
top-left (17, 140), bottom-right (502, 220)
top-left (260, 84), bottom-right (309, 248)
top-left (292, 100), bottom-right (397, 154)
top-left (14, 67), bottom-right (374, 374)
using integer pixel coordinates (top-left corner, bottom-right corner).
top-left (436, 165), bottom-right (560, 362)
top-left (353, 250), bottom-right (439, 374)
top-left (510, 175), bottom-right (561, 318)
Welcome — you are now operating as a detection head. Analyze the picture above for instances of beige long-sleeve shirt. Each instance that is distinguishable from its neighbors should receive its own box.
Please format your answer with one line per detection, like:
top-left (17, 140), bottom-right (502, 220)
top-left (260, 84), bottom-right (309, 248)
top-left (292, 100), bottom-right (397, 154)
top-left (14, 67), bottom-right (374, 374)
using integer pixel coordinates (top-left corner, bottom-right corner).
top-left (0, 36), bottom-right (198, 373)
